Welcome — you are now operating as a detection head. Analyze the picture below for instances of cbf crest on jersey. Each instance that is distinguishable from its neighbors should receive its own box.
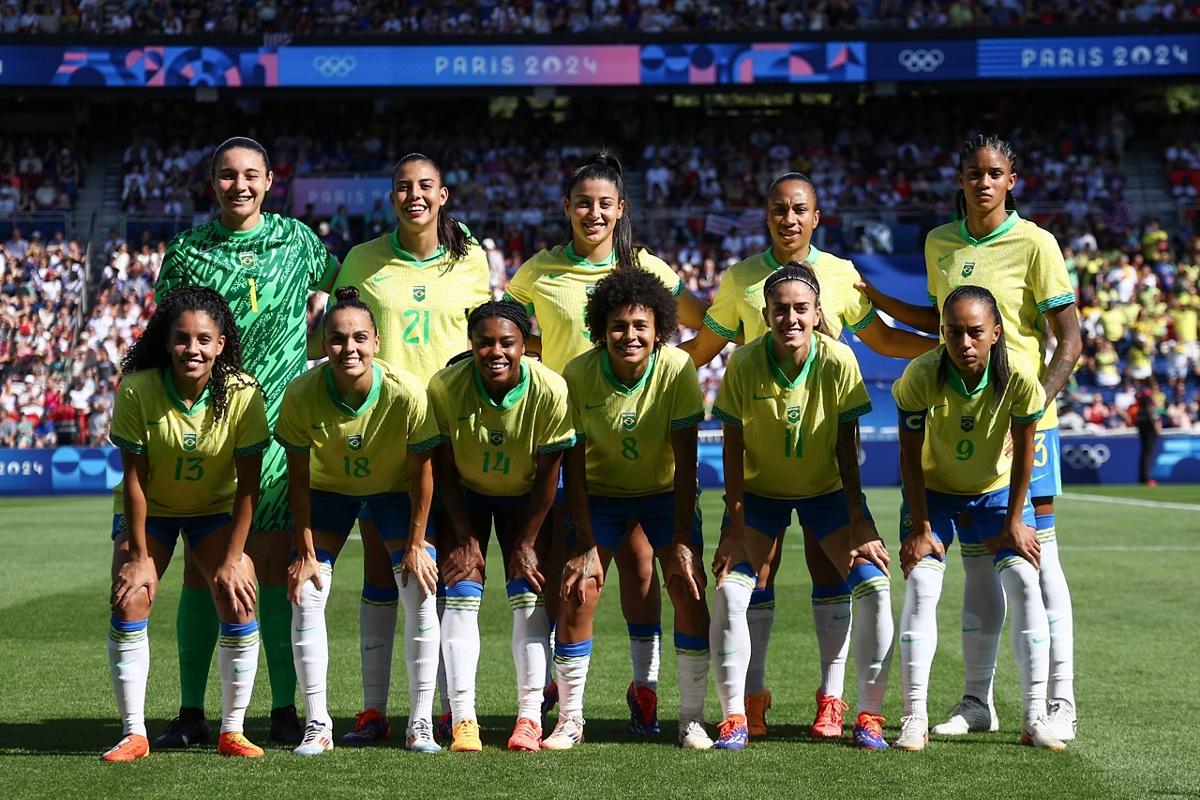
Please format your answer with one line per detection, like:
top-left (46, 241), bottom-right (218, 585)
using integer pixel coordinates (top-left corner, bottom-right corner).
top-left (347, 434), bottom-right (363, 452)
top-left (182, 433), bottom-right (198, 451)
top-left (787, 406), bottom-right (801, 424)
top-left (413, 285), bottom-right (426, 302)
top-left (619, 411), bottom-right (637, 431)
top-left (488, 428), bottom-right (505, 446)
top-left (961, 416), bottom-right (975, 432)
top-left (961, 262), bottom-right (975, 277)
top-left (239, 252), bottom-right (256, 270)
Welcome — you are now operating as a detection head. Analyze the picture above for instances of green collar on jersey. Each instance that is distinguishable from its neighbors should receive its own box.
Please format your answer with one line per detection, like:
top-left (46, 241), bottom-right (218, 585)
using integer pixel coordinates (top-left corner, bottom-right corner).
top-left (945, 350), bottom-right (992, 399)
top-left (764, 333), bottom-right (817, 390)
top-left (564, 241), bottom-right (617, 269)
top-left (957, 211), bottom-right (1019, 247)
top-left (600, 348), bottom-right (658, 395)
top-left (163, 369), bottom-right (211, 416)
top-left (473, 359), bottom-right (530, 411)
top-left (325, 362), bottom-right (382, 417)
top-left (764, 244), bottom-right (821, 271)
top-left (213, 215), bottom-right (266, 239)
top-left (389, 230), bottom-right (447, 267)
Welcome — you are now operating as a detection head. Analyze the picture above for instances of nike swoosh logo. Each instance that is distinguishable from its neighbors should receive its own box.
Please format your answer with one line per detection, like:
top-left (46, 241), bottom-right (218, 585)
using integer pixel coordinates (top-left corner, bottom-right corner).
top-left (752, 394), bottom-right (775, 401)
top-left (234, 666), bottom-right (252, 673)
top-left (418, 625), bottom-right (434, 633)
top-left (364, 643), bottom-right (385, 651)
top-left (295, 626), bottom-right (315, 632)
top-left (584, 402), bottom-right (605, 410)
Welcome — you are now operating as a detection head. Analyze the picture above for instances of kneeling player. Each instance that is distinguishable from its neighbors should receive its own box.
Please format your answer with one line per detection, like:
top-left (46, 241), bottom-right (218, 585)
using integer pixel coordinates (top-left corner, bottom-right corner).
top-left (710, 264), bottom-right (894, 751)
top-left (892, 285), bottom-right (1065, 752)
top-left (104, 287), bottom-right (269, 761)
top-left (277, 287), bottom-right (441, 754)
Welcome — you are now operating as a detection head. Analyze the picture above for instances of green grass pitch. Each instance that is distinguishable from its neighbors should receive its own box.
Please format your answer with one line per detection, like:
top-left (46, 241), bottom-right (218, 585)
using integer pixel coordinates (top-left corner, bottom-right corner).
top-left (2, 486), bottom-right (1198, 799)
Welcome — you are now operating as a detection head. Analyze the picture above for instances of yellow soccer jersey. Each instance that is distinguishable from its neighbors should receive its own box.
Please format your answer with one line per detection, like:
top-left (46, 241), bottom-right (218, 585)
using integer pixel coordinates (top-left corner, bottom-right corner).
top-left (893, 345), bottom-right (1045, 496)
top-left (428, 357), bottom-right (575, 496)
top-left (703, 246), bottom-right (877, 345)
top-left (109, 369), bottom-right (269, 517)
top-left (332, 231), bottom-right (492, 383)
top-left (563, 345), bottom-right (703, 498)
top-left (924, 212), bottom-right (1074, 431)
top-left (713, 332), bottom-right (871, 499)
top-left (274, 360), bottom-right (440, 495)
top-left (503, 244), bottom-right (683, 373)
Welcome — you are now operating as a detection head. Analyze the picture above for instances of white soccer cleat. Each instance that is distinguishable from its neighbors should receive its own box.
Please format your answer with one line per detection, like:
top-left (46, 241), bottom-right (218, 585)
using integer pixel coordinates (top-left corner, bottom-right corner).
top-left (540, 715), bottom-right (585, 751)
top-left (678, 719), bottom-right (714, 750)
top-left (892, 716), bottom-right (929, 751)
top-left (1020, 718), bottom-right (1067, 752)
top-left (1043, 699), bottom-right (1077, 742)
top-left (293, 722), bottom-right (334, 756)
top-left (931, 696), bottom-right (999, 735)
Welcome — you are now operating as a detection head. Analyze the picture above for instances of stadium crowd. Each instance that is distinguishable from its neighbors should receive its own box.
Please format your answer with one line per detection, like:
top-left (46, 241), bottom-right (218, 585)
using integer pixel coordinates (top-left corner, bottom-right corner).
top-left (1, 0), bottom-right (1195, 36)
top-left (3, 210), bottom-right (1197, 449)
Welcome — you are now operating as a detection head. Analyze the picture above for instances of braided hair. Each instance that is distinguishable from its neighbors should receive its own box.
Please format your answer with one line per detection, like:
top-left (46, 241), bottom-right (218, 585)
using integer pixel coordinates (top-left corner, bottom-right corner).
top-left (763, 261), bottom-right (835, 338)
top-left (393, 153), bottom-right (471, 268)
top-left (325, 286), bottom-right (378, 332)
top-left (467, 299), bottom-right (532, 342)
top-left (954, 134), bottom-right (1018, 220)
top-left (938, 284), bottom-right (1010, 410)
top-left (122, 285), bottom-right (251, 422)
top-left (562, 150), bottom-right (640, 271)
top-left (585, 266), bottom-right (677, 349)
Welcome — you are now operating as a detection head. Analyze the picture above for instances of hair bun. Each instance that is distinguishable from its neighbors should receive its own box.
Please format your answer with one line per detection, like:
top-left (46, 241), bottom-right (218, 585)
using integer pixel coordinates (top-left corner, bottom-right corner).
top-left (334, 286), bottom-right (361, 303)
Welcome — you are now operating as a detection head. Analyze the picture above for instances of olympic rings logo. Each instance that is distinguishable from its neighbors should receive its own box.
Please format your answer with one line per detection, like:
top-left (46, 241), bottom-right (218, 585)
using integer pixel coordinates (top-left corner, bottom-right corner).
top-left (898, 49), bottom-right (945, 73)
top-left (1063, 444), bottom-right (1111, 470)
top-left (312, 55), bottom-right (357, 77)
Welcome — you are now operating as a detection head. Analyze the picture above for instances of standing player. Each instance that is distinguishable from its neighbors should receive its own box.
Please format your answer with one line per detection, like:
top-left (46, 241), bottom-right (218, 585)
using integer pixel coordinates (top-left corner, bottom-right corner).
top-left (277, 287), bottom-right (441, 755)
top-left (892, 286), bottom-right (1065, 752)
top-left (104, 287), bottom-right (269, 761)
top-left (325, 153), bottom-right (491, 745)
top-left (427, 300), bottom-right (575, 752)
top-left (503, 151), bottom-right (709, 729)
top-left (709, 264), bottom-right (894, 751)
top-left (152, 137), bottom-right (339, 749)
top-left (682, 172), bottom-right (932, 740)
top-left (547, 268), bottom-right (712, 751)
top-left (858, 136), bottom-right (1082, 741)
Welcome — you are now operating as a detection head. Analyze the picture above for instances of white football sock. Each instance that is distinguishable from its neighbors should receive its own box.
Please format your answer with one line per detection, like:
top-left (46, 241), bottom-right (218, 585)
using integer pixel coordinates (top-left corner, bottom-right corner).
top-left (508, 579), bottom-right (549, 722)
top-left (811, 590), bottom-right (852, 698)
top-left (746, 587), bottom-right (775, 695)
top-left (292, 565), bottom-right (332, 728)
top-left (997, 555), bottom-right (1051, 724)
top-left (627, 623), bottom-right (661, 692)
top-left (710, 568), bottom-right (754, 719)
top-left (554, 638), bottom-right (592, 720)
top-left (396, 566), bottom-right (439, 725)
top-left (218, 620), bottom-right (259, 734)
top-left (1036, 517), bottom-right (1075, 709)
top-left (359, 583), bottom-right (398, 715)
top-left (441, 581), bottom-right (483, 724)
top-left (960, 543), bottom-right (1006, 705)
top-left (108, 616), bottom-right (149, 737)
top-left (850, 567), bottom-right (894, 715)
top-left (674, 631), bottom-right (710, 722)
top-left (899, 561), bottom-right (945, 719)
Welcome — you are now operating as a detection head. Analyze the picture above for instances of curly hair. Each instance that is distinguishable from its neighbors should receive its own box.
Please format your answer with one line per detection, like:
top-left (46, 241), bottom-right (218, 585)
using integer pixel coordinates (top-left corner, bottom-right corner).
top-left (585, 267), bottom-right (677, 349)
top-left (122, 285), bottom-right (250, 422)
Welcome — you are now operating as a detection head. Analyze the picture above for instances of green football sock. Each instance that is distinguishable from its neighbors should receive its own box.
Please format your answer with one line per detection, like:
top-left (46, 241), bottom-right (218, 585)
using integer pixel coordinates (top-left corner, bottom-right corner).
top-left (259, 583), bottom-right (297, 709)
top-left (176, 585), bottom-right (219, 710)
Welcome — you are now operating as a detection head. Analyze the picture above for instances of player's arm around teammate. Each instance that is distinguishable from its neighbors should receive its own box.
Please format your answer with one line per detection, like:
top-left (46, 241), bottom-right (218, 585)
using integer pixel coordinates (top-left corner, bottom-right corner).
top-left (277, 287), bottom-right (441, 755)
top-left (104, 287), bottom-right (270, 762)
top-left (681, 172), bottom-right (931, 739)
top-left (709, 264), bottom-right (894, 752)
top-left (546, 268), bottom-right (713, 751)
top-left (427, 300), bottom-right (574, 753)
top-left (891, 285), bottom-right (1065, 753)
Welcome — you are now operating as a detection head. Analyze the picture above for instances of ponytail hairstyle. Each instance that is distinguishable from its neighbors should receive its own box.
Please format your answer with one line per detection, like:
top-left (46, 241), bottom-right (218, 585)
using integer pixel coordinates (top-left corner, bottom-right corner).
top-left (766, 171), bottom-right (821, 208)
top-left (325, 285), bottom-right (377, 333)
top-left (938, 284), bottom-right (1010, 409)
top-left (467, 299), bottom-right (533, 342)
top-left (562, 150), bottom-right (640, 271)
top-left (122, 285), bottom-right (251, 423)
top-left (954, 134), bottom-right (1018, 220)
top-left (393, 153), bottom-right (471, 268)
top-left (585, 265), bottom-right (677, 349)
top-left (762, 261), bottom-right (835, 338)
top-left (210, 136), bottom-right (271, 181)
